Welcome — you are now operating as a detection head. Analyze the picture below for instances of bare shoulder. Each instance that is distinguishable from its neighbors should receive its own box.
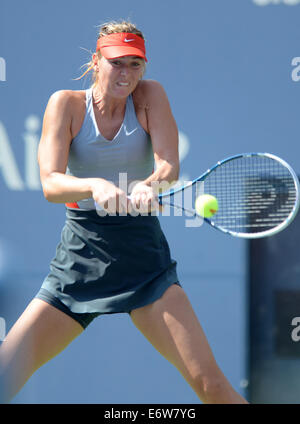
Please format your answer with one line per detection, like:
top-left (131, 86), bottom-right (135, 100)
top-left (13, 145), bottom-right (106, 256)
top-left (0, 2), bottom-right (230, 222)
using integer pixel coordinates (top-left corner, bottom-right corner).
top-left (46, 89), bottom-right (85, 112)
top-left (133, 79), bottom-right (178, 151)
top-left (44, 90), bottom-right (86, 138)
top-left (137, 79), bottom-right (166, 94)
top-left (133, 79), bottom-right (169, 109)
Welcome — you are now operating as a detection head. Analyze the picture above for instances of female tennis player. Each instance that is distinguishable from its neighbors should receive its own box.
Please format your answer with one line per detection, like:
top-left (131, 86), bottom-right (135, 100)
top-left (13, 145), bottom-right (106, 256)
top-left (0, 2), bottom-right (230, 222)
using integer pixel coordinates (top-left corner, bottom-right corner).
top-left (0, 20), bottom-right (248, 404)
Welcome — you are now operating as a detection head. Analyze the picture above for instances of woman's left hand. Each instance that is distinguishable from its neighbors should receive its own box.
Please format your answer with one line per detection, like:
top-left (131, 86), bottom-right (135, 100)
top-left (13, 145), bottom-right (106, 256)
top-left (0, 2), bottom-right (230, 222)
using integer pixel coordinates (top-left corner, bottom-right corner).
top-left (129, 182), bottom-right (160, 214)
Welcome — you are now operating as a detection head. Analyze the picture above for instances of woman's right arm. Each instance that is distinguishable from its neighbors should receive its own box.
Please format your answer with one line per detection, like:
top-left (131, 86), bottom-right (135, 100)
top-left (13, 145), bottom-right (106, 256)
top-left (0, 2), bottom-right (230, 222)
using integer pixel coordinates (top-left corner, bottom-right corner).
top-left (38, 91), bottom-right (128, 212)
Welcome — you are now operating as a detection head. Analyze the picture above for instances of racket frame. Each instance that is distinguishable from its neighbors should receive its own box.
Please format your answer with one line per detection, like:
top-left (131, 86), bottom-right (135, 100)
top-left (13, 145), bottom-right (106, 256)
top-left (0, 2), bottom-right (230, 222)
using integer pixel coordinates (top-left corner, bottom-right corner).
top-left (158, 152), bottom-right (300, 239)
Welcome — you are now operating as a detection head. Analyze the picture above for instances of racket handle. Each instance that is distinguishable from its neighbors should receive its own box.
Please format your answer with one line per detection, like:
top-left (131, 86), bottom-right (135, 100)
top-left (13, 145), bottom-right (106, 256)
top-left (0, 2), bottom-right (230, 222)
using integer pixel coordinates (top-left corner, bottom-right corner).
top-left (127, 194), bottom-right (162, 204)
top-left (95, 195), bottom-right (161, 210)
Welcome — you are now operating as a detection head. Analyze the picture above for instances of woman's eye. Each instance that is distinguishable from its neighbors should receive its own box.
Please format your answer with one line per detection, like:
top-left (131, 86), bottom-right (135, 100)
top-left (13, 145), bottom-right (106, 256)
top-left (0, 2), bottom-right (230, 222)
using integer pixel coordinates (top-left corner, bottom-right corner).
top-left (132, 62), bottom-right (141, 68)
top-left (111, 61), bottom-right (121, 66)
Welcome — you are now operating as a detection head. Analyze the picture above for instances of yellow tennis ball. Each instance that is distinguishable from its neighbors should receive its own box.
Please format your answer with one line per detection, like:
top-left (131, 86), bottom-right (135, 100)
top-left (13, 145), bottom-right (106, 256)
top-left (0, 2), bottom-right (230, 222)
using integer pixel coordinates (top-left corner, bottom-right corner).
top-left (195, 194), bottom-right (218, 218)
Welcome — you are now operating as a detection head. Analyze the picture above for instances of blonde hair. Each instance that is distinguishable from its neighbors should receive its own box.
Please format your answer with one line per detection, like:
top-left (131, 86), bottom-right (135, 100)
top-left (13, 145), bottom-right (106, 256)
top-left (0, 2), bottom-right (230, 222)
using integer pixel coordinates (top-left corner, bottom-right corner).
top-left (76, 20), bottom-right (146, 85)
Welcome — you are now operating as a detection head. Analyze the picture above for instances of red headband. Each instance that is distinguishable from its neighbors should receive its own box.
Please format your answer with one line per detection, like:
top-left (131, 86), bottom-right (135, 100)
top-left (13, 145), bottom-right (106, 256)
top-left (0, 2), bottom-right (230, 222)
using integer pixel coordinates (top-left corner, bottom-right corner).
top-left (96, 33), bottom-right (147, 62)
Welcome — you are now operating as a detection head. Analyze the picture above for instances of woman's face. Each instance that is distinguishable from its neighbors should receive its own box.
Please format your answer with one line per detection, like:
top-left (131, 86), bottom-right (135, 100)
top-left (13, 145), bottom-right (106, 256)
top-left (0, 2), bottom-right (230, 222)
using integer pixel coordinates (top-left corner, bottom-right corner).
top-left (94, 55), bottom-right (145, 98)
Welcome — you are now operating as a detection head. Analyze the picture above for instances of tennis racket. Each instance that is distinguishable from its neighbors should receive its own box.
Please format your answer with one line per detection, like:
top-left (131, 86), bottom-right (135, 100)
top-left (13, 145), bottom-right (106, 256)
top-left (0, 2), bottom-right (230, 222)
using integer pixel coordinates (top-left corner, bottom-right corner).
top-left (158, 153), bottom-right (300, 239)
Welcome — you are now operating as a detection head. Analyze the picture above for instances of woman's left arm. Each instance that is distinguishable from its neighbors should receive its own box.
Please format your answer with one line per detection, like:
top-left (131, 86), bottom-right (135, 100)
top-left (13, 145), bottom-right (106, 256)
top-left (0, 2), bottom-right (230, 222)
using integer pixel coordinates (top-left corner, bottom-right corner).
top-left (130, 80), bottom-right (179, 211)
top-left (143, 80), bottom-right (179, 190)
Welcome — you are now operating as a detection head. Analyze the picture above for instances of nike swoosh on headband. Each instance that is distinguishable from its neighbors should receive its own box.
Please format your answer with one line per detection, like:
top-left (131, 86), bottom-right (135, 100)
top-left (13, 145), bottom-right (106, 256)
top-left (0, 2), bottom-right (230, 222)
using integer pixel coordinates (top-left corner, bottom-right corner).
top-left (124, 38), bottom-right (135, 42)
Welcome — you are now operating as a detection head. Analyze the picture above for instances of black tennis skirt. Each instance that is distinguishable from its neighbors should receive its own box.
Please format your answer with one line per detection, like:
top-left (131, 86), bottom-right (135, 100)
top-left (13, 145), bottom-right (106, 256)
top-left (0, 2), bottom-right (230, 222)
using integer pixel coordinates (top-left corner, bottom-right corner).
top-left (36, 208), bottom-right (179, 317)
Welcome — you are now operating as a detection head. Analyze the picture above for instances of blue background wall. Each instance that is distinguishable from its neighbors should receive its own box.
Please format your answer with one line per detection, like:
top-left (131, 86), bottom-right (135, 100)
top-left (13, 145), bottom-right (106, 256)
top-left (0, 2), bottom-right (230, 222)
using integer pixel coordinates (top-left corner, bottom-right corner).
top-left (1, 0), bottom-right (300, 403)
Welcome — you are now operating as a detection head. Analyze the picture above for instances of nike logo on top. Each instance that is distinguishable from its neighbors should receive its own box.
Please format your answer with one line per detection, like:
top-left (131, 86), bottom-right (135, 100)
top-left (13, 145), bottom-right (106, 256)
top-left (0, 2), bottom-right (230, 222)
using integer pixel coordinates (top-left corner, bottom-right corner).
top-left (124, 38), bottom-right (135, 42)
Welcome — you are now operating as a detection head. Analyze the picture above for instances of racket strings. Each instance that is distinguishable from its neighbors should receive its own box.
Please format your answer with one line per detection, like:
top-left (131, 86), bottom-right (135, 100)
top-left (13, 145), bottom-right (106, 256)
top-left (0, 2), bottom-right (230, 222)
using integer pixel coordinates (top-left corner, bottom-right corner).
top-left (203, 156), bottom-right (298, 233)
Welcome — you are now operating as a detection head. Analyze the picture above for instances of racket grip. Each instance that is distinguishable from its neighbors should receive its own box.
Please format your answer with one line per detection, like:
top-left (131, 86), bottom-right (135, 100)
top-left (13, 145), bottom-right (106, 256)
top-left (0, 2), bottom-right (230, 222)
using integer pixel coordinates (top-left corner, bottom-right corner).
top-left (127, 194), bottom-right (162, 204)
top-left (94, 195), bottom-right (162, 211)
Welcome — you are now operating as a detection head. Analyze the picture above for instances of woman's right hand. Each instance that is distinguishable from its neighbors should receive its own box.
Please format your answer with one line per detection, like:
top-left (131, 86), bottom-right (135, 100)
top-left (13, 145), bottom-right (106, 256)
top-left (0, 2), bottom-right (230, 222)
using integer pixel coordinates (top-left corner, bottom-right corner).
top-left (91, 179), bottom-right (131, 214)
